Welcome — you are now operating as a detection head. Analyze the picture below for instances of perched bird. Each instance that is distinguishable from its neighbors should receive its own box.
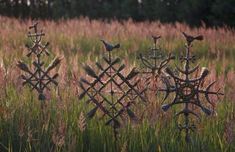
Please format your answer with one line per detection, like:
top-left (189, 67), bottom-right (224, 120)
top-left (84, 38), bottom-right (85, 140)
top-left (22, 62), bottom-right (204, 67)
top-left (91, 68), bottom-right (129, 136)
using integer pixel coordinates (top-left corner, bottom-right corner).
top-left (152, 35), bottom-right (161, 44)
top-left (101, 40), bottom-right (120, 52)
top-left (182, 32), bottom-right (203, 44)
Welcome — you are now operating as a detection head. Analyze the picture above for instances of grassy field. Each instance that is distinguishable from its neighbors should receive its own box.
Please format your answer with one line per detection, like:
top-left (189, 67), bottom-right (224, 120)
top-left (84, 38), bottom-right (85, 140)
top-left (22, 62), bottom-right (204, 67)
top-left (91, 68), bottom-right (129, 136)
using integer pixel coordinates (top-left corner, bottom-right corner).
top-left (0, 16), bottom-right (234, 152)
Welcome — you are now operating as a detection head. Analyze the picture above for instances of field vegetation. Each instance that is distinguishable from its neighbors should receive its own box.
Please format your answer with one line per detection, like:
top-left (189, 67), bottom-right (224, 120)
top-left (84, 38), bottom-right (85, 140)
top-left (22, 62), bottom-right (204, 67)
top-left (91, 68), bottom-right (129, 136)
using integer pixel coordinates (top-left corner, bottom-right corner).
top-left (0, 16), bottom-right (234, 151)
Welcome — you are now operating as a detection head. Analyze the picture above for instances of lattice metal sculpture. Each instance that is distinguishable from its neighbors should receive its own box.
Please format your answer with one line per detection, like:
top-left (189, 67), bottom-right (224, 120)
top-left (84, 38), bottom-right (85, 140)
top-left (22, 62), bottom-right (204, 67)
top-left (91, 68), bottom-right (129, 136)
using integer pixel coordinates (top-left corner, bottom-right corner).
top-left (79, 40), bottom-right (147, 139)
top-left (159, 32), bottom-right (224, 142)
top-left (138, 35), bottom-right (175, 92)
top-left (17, 22), bottom-right (61, 102)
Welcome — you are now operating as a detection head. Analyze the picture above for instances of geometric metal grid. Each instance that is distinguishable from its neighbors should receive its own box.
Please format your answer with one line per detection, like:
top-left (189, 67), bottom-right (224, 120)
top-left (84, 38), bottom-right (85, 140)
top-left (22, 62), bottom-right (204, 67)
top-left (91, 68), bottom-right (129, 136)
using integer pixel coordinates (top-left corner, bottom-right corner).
top-left (17, 22), bottom-right (61, 102)
top-left (138, 35), bottom-right (175, 92)
top-left (79, 40), bottom-right (147, 139)
top-left (160, 32), bottom-right (224, 142)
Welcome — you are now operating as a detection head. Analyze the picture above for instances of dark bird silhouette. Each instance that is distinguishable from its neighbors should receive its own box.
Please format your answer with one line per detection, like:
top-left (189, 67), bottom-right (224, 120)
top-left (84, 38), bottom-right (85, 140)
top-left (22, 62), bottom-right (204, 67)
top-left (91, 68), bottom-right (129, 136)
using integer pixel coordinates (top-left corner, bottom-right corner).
top-left (152, 35), bottom-right (161, 44)
top-left (101, 40), bottom-right (120, 52)
top-left (182, 32), bottom-right (203, 44)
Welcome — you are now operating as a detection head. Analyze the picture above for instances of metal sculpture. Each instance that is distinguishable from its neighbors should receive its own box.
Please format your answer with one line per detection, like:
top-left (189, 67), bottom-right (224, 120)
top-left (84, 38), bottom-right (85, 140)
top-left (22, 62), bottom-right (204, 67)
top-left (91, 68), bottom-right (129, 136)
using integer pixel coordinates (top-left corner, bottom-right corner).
top-left (17, 22), bottom-right (61, 103)
top-left (159, 32), bottom-right (223, 142)
top-left (79, 40), bottom-right (147, 140)
top-left (138, 35), bottom-right (175, 92)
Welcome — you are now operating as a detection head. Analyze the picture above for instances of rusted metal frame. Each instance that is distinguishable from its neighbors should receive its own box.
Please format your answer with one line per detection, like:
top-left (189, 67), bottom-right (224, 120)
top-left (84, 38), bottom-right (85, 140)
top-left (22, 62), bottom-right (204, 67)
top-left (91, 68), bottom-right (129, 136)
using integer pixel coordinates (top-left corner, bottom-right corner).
top-left (80, 70), bottom-right (121, 104)
top-left (18, 23), bottom-right (60, 103)
top-left (109, 81), bottom-right (140, 111)
top-left (26, 44), bottom-right (38, 57)
top-left (21, 75), bottom-right (41, 93)
top-left (138, 55), bottom-right (153, 69)
top-left (88, 84), bottom-right (120, 113)
top-left (99, 63), bottom-right (143, 105)
top-left (106, 87), bottom-right (146, 125)
top-left (41, 74), bottom-right (59, 90)
top-left (80, 75), bottom-right (119, 104)
top-left (20, 64), bottom-right (51, 91)
top-left (80, 85), bottom-right (111, 116)
top-left (83, 54), bottom-right (145, 104)
top-left (33, 62), bottom-right (58, 86)
top-left (32, 62), bottom-right (59, 91)
top-left (109, 65), bottom-right (147, 103)
top-left (79, 59), bottom-right (121, 97)
top-left (113, 85), bottom-right (146, 113)
top-left (38, 42), bottom-right (50, 56)
top-left (80, 73), bottom-right (124, 114)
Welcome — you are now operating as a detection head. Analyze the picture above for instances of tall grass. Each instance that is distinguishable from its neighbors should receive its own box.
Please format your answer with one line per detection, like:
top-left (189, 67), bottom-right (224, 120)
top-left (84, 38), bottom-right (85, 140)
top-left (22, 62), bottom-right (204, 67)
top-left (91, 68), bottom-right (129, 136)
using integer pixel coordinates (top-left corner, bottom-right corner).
top-left (0, 16), bottom-right (234, 151)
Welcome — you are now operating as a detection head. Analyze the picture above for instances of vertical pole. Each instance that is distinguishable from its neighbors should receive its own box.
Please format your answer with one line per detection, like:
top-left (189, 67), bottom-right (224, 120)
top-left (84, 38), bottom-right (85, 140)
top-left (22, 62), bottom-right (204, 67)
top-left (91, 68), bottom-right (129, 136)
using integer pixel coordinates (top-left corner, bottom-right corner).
top-left (184, 42), bottom-right (191, 143)
top-left (109, 51), bottom-right (118, 150)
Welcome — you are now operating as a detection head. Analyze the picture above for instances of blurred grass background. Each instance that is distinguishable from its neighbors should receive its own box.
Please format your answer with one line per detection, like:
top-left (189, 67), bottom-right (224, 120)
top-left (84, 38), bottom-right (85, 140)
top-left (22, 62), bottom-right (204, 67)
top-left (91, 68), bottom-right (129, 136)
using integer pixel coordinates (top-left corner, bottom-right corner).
top-left (0, 16), bottom-right (234, 151)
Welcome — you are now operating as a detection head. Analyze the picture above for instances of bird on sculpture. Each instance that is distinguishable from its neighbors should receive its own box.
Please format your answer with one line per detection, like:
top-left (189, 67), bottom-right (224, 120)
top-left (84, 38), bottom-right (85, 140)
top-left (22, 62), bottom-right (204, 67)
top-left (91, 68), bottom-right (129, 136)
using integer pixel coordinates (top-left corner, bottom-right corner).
top-left (182, 32), bottom-right (203, 44)
top-left (101, 40), bottom-right (120, 52)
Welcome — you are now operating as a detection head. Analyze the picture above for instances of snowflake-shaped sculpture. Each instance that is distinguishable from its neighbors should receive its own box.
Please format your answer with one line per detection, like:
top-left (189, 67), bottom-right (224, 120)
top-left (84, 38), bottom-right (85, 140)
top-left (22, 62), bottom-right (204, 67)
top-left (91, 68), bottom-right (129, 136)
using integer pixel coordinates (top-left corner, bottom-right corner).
top-left (79, 40), bottom-right (147, 139)
top-left (17, 22), bottom-right (61, 102)
top-left (138, 35), bottom-right (174, 92)
top-left (160, 32), bottom-right (223, 142)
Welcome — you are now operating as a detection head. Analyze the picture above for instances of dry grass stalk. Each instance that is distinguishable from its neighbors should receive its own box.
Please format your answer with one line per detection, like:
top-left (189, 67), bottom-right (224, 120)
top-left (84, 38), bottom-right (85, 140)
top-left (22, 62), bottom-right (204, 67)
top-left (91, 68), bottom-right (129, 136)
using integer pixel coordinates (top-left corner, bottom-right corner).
top-left (78, 112), bottom-right (86, 132)
top-left (120, 141), bottom-right (128, 152)
top-left (52, 116), bottom-right (66, 147)
top-left (224, 117), bottom-right (235, 144)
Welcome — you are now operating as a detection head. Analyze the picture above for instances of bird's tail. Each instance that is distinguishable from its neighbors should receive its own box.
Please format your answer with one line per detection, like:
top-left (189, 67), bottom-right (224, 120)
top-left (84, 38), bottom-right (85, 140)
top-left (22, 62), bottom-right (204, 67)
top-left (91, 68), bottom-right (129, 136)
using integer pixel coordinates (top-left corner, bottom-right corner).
top-left (114, 44), bottom-right (120, 49)
top-left (195, 35), bottom-right (203, 41)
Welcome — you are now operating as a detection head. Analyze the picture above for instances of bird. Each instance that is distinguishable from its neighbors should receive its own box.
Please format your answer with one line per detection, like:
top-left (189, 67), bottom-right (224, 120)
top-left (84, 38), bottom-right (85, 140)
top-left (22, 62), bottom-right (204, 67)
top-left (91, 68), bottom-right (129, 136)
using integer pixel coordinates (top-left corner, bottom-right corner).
top-left (101, 40), bottom-right (120, 52)
top-left (182, 32), bottom-right (203, 44)
top-left (152, 35), bottom-right (161, 44)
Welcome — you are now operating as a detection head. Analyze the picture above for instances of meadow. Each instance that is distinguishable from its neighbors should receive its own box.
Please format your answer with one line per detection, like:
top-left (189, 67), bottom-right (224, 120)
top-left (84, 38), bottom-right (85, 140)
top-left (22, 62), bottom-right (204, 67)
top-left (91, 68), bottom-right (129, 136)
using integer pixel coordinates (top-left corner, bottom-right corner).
top-left (0, 16), bottom-right (234, 151)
